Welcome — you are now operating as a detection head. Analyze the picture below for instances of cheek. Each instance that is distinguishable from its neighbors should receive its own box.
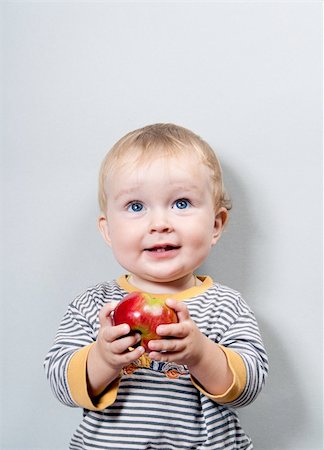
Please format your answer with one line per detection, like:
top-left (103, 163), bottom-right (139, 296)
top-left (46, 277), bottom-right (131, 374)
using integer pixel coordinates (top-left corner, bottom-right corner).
top-left (109, 231), bottom-right (134, 267)
top-left (184, 217), bottom-right (215, 244)
top-left (108, 221), bottom-right (140, 249)
top-left (190, 234), bottom-right (215, 250)
top-left (182, 231), bottom-right (214, 255)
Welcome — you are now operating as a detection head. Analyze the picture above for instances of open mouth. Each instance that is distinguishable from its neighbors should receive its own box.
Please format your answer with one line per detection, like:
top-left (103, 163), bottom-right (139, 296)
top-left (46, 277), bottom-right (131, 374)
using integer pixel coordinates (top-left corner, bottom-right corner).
top-left (145, 245), bottom-right (180, 253)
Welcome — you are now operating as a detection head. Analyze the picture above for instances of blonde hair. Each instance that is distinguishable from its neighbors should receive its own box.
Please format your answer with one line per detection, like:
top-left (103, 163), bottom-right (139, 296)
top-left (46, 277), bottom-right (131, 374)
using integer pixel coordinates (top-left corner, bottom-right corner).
top-left (98, 123), bottom-right (231, 213)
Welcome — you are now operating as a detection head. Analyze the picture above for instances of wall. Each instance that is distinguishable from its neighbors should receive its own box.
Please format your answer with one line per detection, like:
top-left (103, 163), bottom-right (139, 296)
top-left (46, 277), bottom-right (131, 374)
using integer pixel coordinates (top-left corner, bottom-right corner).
top-left (1, 2), bottom-right (322, 449)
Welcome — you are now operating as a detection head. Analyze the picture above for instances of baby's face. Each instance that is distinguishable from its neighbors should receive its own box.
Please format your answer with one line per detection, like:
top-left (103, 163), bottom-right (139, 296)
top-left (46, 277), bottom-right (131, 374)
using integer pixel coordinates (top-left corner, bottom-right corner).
top-left (99, 154), bottom-right (225, 292)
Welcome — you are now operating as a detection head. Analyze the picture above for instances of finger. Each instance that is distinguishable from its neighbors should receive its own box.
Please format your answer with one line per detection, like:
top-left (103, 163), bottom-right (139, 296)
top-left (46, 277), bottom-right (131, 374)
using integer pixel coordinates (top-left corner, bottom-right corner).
top-left (148, 350), bottom-right (175, 362)
top-left (155, 322), bottom-right (181, 337)
top-left (112, 332), bottom-right (142, 354)
top-left (103, 323), bottom-right (130, 343)
top-left (99, 301), bottom-right (118, 327)
top-left (148, 337), bottom-right (184, 353)
top-left (155, 299), bottom-right (189, 336)
top-left (165, 298), bottom-right (190, 322)
top-left (121, 345), bottom-right (145, 364)
top-left (148, 346), bottom-right (185, 363)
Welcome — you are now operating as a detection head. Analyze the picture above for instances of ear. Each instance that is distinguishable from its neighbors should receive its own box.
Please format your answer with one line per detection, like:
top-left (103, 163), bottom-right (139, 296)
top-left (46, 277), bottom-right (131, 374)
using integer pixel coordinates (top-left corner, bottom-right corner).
top-left (98, 214), bottom-right (112, 247)
top-left (211, 207), bottom-right (228, 246)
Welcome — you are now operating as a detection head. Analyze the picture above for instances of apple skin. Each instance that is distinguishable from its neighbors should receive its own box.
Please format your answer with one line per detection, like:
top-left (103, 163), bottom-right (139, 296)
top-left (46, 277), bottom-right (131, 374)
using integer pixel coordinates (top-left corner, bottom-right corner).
top-left (113, 292), bottom-right (178, 352)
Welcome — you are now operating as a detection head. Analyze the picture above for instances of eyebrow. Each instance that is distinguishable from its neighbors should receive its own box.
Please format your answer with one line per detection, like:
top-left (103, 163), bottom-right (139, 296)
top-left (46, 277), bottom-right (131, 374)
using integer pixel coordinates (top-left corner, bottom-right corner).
top-left (112, 181), bottom-right (203, 201)
top-left (112, 187), bottom-right (141, 201)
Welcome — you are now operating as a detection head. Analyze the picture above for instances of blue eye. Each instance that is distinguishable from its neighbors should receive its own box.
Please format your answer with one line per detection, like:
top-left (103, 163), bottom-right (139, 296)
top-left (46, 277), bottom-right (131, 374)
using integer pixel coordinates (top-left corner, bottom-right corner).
top-left (174, 199), bottom-right (190, 210)
top-left (127, 202), bottom-right (144, 212)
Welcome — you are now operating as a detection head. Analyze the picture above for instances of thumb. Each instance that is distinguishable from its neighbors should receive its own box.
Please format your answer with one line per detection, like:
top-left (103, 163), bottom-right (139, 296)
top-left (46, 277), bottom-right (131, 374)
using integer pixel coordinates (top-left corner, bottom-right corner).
top-left (165, 298), bottom-right (190, 322)
top-left (99, 301), bottom-right (118, 328)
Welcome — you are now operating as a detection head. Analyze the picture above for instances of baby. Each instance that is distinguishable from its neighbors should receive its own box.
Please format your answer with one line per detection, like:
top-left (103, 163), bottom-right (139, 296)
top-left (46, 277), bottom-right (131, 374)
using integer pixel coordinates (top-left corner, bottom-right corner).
top-left (45, 123), bottom-right (268, 449)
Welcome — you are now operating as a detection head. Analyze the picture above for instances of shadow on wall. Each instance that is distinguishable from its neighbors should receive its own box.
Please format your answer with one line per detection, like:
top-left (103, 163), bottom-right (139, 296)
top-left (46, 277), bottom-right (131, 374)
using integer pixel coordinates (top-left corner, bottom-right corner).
top-left (200, 163), bottom-right (306, 449)
top-left (199, 160), bottom-right (256, 294)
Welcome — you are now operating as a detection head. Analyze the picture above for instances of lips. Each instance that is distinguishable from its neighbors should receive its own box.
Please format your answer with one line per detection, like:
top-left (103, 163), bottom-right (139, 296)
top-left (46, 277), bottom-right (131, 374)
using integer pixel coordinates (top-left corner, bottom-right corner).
top-left (145, 244), bottom-right (180, 253)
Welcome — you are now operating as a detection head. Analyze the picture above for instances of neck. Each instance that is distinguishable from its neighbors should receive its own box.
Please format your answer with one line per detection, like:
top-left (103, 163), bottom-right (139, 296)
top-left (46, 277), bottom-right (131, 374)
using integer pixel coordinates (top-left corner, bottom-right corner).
top-left (127, 273), bottom-right (201, 294)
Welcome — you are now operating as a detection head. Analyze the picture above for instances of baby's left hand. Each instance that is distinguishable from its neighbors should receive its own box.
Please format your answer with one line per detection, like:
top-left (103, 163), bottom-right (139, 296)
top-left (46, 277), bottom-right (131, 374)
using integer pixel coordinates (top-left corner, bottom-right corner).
top-left (148, 299), bottom-right (206, 369)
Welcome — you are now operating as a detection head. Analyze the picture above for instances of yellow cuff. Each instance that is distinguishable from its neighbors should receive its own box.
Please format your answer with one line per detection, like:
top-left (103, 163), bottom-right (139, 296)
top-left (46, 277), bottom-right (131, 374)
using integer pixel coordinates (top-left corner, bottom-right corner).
top-left (191, 346), bottom-right (247, 404)
top-left (67, 343), bottom-right (120, 411)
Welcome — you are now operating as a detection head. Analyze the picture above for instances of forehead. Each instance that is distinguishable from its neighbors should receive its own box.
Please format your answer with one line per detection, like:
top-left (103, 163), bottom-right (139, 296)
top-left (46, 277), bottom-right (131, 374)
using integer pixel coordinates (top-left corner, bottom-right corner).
top-left (105, 153), bottom-right (214, 197)
top-left (109, 151), bottom-right (210, 181)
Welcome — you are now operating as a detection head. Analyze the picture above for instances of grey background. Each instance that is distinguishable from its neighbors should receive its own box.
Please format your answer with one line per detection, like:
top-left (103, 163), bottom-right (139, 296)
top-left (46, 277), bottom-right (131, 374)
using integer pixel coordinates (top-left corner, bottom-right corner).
top-left (1, 1), bottom-right (322, 449)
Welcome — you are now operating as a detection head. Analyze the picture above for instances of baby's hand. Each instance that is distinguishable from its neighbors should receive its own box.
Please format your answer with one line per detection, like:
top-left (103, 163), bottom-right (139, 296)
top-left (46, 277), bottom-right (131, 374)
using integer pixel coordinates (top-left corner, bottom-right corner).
top-left (96, 301), bottom-right (145, 371)
top-left (147, 299), bottom-right (206, 369)
top-left (87, 301), bottom-right (145, 398)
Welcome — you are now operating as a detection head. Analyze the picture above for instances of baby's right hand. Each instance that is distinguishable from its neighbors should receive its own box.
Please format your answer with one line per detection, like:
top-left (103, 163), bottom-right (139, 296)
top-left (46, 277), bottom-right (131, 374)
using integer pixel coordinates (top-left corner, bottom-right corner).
top-left (96, 301), bottom-right (145, 371)
top-left (87, 301), bottom-right (145, 399)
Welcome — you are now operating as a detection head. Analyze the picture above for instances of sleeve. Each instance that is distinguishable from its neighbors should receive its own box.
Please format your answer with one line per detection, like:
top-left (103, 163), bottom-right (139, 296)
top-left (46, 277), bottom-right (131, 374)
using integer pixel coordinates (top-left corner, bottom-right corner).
top-left (190, 345), bottom-right (247, 403)
top-left (217, 296), bottom-right (269, 408)
top-left (67, 343), bottom-right (121, 410)
top-left (44, 293), bottom-right (119, 409)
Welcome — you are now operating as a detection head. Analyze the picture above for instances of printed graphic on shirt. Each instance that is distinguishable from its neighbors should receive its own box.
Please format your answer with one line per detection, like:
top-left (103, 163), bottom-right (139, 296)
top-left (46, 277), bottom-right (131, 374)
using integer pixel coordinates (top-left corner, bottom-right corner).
top-left (123, 353), bottom-right (188, 378)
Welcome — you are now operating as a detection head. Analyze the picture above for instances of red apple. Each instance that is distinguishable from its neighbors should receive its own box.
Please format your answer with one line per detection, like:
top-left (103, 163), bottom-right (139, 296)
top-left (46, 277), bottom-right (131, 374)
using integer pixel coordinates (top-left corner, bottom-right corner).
top-left (113, 292), bottom-right (178, 352)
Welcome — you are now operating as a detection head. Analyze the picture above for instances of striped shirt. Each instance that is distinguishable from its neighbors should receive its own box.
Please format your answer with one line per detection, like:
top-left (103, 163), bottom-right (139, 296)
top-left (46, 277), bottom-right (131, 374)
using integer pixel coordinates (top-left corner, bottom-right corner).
top-left (44, 275), bottom-right (268, 449)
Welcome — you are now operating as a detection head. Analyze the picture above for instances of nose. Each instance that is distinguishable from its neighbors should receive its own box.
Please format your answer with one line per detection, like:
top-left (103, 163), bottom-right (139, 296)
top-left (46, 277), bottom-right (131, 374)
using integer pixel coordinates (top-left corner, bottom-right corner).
top-left (148, 209), bottom-right (173, 233)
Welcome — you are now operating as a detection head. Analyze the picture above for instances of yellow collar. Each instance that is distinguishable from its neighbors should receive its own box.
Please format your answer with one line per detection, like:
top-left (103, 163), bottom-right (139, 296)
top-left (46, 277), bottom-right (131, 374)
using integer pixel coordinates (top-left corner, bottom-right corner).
top-left (117, 274), bottom-right (213, 301)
